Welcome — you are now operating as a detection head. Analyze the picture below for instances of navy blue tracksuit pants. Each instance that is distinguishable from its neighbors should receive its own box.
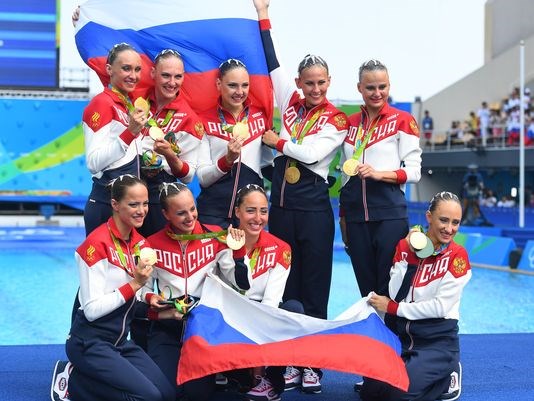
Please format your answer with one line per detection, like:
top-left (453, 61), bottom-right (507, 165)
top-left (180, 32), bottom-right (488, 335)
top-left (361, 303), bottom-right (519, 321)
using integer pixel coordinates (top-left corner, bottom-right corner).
top-left (268, 206), bottom-right (334, 320)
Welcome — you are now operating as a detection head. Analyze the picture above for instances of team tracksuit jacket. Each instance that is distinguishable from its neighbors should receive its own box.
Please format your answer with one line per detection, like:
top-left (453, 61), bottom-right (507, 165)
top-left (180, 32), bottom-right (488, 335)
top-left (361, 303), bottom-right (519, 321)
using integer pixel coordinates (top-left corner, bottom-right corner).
top-left (196, 100), bottom-right (272, 227)
top-left (82, 88), bottom-right (141, 234)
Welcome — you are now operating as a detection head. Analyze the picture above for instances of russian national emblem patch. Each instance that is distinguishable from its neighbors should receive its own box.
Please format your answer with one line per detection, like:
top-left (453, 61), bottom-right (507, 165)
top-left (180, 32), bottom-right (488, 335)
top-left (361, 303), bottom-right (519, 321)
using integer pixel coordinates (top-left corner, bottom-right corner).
top-left (194, 121), bottom-right (205, 138)
top-left (282, 249), bottom-right (292, 266)
top-left (409, 118), bottom-right (420, 135)
top-left (452, 256), bottom-right (467, 276)
top-left (334, 114), bottom-right (348, 129)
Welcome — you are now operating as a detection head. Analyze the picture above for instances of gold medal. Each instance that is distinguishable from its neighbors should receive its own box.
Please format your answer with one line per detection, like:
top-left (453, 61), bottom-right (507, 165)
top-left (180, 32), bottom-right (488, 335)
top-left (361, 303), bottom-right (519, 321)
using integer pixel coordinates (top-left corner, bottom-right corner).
top-left (134, 97), bottom-right (150, 114)
top-left (285, 166), bottom-right (301, 184)
top-left (226, 233), bottom-right (246, 250)
top-left (409, 231), bottom-right (427, 251)
top-left (342, 159), bottom-right (360, 176)
top-left (139, 247), bottom-right (157, 265)
top-left (149, 126), bottom-right (165, 140)
top-left (232, 121), bottom-right (250, 141)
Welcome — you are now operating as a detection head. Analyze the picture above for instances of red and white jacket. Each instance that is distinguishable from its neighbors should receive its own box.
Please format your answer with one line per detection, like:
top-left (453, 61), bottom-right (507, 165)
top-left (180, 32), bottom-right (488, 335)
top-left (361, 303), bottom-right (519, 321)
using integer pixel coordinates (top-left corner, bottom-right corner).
top-left (387, 239), bottom-right (472, 321)
top-left (138, 88), bottom-right (204, 184)
top-left (83, 88), bottom-right (139, 181)
top-left (196, 100), bottom-right (272, 187)
top-left (243, 230), bottom-right (291, 307)
top-left (258, 18), bottom-right (348, 210)
top-left (74, 218), bottom-right (150, 328)
top-left (144, 221), bottom-right (247, 300)
top-left (339, 104), bottom-right (422, 222)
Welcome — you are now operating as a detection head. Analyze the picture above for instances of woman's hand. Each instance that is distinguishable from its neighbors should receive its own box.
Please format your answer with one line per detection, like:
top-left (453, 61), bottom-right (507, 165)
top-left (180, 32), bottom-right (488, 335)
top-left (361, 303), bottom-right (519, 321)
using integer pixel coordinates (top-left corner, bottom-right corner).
top-left (129, 108), bottom-right (148, 136)
top-left (149, 294), bottom-right (168, 309)
top-left (253, 0), bottom-right (270, 18)
top-left (131, 263), bottom-right (153, 291)
top-left (262, 129), bottom-right (279, 148)
top-left (225, 136), bottom-right (244, 164)
top-left (227, 224), bottom-right (246, 243)
top-left (157, 308), bottom-right (184, 320)
top-left (153, 138), bottom-right (176, 158)
top-left (368, 292), bottom-right (391, 313)
top-left (72, 6), bottom-right (80, 27)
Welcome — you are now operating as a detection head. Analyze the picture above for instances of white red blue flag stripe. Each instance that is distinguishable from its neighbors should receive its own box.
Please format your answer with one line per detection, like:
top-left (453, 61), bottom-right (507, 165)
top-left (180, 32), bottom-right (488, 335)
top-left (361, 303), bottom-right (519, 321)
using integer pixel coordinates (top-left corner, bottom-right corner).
top-left (178, 275), bottom-right (409, 391)
top-left (74, 0), bottom-right (272, 117)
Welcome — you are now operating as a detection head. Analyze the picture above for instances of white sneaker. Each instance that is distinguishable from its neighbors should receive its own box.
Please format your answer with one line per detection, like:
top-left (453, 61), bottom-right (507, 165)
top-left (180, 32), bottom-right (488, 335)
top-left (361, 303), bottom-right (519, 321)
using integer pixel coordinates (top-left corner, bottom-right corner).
top-left (50, 360), bottom-right (73, 401)
top-left (283, 366), bottom-right (301, 390)
top-left (215, 373), bottom-right (228, 386)
top-left (301, 367), bottom-right (321, 394)
top-left (246, 375), bottom-right (281, 401)
top-left (438, 362), bottom-right (462, 401)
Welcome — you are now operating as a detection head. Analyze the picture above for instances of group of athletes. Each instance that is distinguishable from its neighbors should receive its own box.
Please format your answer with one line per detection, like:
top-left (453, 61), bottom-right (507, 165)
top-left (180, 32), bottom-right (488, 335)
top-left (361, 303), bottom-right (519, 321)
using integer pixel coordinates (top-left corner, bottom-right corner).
top-left (51, 1), bottom-right (472, 401)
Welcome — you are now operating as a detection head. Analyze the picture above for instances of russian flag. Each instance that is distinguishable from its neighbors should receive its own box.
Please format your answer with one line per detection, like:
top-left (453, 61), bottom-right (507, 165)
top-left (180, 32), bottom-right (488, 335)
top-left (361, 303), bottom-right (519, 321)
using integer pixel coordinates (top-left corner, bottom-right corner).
top-left (74, 0), bottom-right (273, 118)
top-left (178, 275), bottom-right (409, 391)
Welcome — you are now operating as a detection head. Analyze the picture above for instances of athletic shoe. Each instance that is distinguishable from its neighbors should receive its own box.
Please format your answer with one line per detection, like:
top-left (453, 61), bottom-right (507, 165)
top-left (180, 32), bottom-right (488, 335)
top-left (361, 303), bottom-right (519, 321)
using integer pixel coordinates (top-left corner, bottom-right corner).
top-left (215, 373), bottom-right (229, 386)
top-left (438, 362), bottom-right (462, 400)
top-left (50, 360), bottom-right (72, 401)
top-left (301, 367), bottom-right (321, 394)
top-left (246, 375), bottom-right (281, 401)
top-left (353, 379), bottom-right (364, 392)
top-left (283, 366), bottom-right (301, 390)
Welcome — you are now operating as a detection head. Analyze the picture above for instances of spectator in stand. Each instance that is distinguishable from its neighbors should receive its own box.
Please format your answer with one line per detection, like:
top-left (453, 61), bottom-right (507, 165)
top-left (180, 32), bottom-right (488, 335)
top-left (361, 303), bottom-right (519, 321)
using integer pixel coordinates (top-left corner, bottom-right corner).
top-left (467, 111), bottom-right (479, 138)
top-left (422, 110), bottom-right (434, 147)
top-left (489, 107), bottom-right (505, 146)
top-left (448, 120), bottom-right (464, 145)
top-left (477, 102), bottom-right (490, 147)
top-left (506, 106), bottom-right (521, 146)
top-left (480, 189), bottom-right (497, 207)
top-left (497, 196), bottom-right (515, 208)
top-left (506, 88), bottom-right (520, 112)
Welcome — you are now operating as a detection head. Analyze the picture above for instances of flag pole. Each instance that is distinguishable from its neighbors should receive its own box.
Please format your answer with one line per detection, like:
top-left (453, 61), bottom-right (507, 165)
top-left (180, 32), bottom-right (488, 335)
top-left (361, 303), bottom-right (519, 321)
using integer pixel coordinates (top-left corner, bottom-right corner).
top-left (519, 40), bottom-right (525, 228)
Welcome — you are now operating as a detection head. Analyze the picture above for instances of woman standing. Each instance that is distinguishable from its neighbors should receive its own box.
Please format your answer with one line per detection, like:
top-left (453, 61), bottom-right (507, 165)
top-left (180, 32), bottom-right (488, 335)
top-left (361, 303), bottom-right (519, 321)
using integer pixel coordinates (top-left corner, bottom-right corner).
top-left (144, 182), bottom-right (249, 401)
top-left (137, 49), bottom-right (204, 237)
top-left (196, 59), bottom-right (274, 228)
top-left (253, 0), bottom-right (349, 393)
top-left (82, 43), bottom-right (148, 236)
top-left (364, 191), bottom-right (471, 401)
top-left (339, 59), bottom-right (422, 299)
top-left (62, 175), bottom-right (175, 401)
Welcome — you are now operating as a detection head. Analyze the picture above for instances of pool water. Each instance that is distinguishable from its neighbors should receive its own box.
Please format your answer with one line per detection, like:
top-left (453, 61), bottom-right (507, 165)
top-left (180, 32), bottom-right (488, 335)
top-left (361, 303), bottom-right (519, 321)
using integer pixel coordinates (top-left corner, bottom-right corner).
top-left (1, 235), bottom-right (533, 345)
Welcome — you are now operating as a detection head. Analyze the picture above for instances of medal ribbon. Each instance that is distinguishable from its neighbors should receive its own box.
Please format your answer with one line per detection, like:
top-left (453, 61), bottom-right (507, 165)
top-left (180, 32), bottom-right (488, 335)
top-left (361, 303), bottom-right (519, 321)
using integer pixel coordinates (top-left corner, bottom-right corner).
top-left (248, 247), bottom-right (261, 272)
top-left (218, 107), bottom-right (249, 134)
top-left (165, 229), bottom-right (228, 242)
top-left (111, 86), bottom-right (135, 113)
top-left (108, 224), bottom-right (140, 273)
top-left (288, 107), bottom-right (324, 168)
top-left (146, 100), bottom-right (175, 128)
top-left (350, 116), bottom-right (380, 161)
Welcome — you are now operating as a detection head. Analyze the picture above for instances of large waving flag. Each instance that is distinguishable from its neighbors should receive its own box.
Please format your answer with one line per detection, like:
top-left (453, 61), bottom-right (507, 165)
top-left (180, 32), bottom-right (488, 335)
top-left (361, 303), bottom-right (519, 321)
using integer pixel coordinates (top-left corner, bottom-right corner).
top-left (74, 0), bottom-right (273, 118)
top-left (178, 275), bottom-right (409, 391)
